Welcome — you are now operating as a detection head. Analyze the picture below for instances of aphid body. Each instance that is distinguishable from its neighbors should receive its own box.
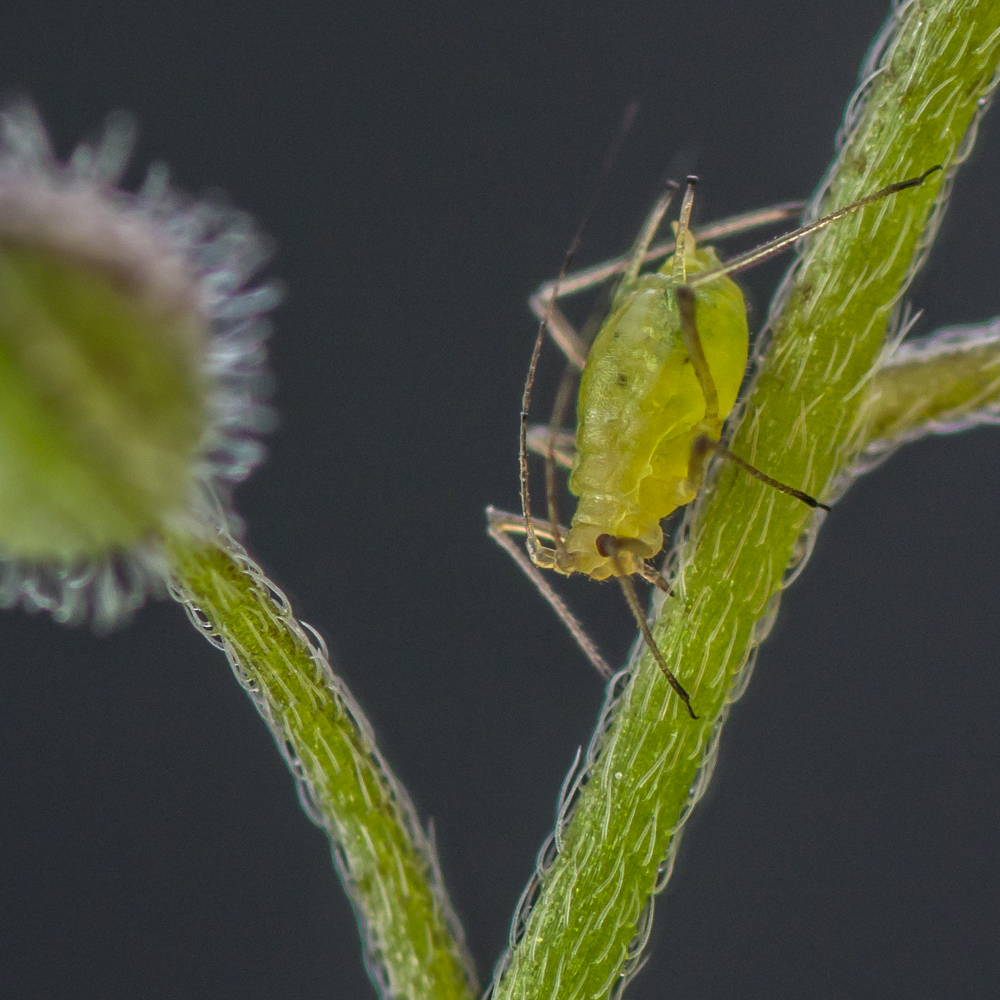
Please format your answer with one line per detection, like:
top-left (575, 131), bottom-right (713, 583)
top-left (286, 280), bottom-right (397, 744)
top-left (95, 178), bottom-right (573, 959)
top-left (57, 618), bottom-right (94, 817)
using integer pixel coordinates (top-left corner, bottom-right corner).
top-left (493, 168), bottom-right (939, 712)
top-left (563, 238), bottom-right (745, 580)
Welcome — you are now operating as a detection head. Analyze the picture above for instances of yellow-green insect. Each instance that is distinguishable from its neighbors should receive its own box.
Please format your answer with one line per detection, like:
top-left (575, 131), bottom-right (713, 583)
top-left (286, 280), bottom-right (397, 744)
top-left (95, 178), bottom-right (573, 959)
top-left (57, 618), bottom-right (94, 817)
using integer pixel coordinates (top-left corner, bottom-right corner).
top-left (490, 167), bottom-right (939, 719)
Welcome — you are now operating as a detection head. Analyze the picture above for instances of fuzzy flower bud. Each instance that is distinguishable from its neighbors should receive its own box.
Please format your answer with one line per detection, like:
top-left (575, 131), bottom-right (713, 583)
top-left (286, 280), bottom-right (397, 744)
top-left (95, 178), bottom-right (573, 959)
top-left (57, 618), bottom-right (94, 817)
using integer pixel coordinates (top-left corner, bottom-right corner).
top-left (0, 104), bottom-right (279, 629)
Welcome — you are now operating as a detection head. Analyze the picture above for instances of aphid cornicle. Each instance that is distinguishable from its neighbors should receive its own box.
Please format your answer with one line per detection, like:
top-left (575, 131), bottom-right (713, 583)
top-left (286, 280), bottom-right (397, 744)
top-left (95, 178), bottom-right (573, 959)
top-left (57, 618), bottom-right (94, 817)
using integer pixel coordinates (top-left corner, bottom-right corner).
top-left (490, 167), bottom-right (941, 718)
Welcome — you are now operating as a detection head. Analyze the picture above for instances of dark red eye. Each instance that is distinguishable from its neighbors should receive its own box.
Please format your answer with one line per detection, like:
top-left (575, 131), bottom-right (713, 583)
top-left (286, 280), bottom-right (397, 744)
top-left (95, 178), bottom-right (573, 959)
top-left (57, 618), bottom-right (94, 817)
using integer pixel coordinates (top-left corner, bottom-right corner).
top-left (595, 534), bottom-right (615, 557)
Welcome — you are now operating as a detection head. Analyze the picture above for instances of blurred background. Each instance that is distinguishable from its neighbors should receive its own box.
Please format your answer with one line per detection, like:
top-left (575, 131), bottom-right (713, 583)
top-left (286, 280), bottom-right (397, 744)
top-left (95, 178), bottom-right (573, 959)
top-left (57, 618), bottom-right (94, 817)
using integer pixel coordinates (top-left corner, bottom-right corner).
top-left (2, 1), bottom-right (999, 997)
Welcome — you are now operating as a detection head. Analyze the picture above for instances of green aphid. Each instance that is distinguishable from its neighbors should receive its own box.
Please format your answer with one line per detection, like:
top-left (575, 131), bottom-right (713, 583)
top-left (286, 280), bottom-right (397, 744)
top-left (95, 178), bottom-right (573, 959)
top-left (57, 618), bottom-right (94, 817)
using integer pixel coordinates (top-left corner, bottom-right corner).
top-left (491, 168), bottom-right (940, 718)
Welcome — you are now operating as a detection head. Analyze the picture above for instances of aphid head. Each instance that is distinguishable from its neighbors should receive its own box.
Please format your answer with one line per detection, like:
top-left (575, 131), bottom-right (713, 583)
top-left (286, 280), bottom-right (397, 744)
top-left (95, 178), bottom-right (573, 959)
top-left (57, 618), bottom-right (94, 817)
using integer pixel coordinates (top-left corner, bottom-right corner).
top-left (555, 522), bottom-right (660, 581)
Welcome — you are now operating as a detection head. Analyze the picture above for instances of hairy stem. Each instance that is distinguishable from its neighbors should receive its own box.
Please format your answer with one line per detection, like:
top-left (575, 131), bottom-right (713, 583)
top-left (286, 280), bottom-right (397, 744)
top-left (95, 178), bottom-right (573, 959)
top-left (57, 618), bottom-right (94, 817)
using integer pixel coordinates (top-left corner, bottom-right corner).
top-left (488, 3), bottom-right (1000, 999)
top-left (865, 318), bottom-right (1000, 447)
top-left (165, 530), bottom-right (477, 1000)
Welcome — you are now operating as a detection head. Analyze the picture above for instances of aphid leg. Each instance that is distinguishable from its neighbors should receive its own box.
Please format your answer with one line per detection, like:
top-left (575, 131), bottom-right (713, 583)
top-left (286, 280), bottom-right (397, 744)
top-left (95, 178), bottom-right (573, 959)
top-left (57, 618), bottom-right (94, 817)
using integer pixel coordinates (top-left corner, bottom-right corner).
top-left (529, 197), bottom-right (810, 370)
top-left (525, 197), bottom-right (813, 464)
top-left (693, 436), bottom-right (831, 511)
top-left (536, 284), bottom-right (619, 563)
top-left (678, 281), bottom-right (830, 513)
top-left (675, 283), bottom-right (720, 430)
top-left (526, 425), bottom-right (575, 468)
top-left (521, 106), bottom-right (640, 569)
top-left (619, 181), bottom-right (680, 289)
top-left (671, 181), bottom-right (724, 431)
top-left (681, 278), bottom-right (828, 510)
top-left (529, 181), bottom-right (681, 369)
top-left (486, 507), bottom-right (613, 679)
top-left (639, 561), bottom-right (671, 593)
top-left (670, 176), bottom-right (698, 284)
top-left (688, 166), bottom-right (943, 289)
top-left (596, 535), bottom-right (697, 718)
top-left (528, 292), bottom-right (590, 370)
top-left (532, 200), bottom-right (806, 307)
top-left (543, 362), bottom-right (579, 561)
top-left (528, 286), bottom-right (613, 468)
top-left (620, 577), bottom-right (696, 717)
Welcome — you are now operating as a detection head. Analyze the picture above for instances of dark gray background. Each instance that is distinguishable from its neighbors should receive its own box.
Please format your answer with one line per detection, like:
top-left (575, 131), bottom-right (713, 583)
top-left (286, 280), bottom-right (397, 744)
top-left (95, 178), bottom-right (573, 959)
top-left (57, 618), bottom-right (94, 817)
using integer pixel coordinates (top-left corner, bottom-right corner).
top-left (2, 1), bottom-right (999, 997)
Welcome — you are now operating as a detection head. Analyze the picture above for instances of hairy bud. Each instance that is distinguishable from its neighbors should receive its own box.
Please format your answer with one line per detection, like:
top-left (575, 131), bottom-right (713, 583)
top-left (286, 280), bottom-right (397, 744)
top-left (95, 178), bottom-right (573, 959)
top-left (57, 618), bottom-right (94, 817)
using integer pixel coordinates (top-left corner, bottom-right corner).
top-left (0, 104), bottom-right (279, 628)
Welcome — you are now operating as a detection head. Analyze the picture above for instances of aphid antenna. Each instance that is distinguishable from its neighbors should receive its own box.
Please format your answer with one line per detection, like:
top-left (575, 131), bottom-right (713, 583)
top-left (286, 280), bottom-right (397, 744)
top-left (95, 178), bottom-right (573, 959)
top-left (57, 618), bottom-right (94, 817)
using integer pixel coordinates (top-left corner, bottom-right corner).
top-left (520, 99), bottom-right (639, 566)
top-left (686, 166), bottom-right (942, 290)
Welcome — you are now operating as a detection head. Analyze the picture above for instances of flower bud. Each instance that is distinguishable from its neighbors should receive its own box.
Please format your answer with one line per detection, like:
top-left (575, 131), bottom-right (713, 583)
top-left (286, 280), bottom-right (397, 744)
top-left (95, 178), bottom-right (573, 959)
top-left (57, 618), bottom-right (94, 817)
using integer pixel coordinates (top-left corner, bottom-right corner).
top-left (0, 103), bottom-right (279, 628)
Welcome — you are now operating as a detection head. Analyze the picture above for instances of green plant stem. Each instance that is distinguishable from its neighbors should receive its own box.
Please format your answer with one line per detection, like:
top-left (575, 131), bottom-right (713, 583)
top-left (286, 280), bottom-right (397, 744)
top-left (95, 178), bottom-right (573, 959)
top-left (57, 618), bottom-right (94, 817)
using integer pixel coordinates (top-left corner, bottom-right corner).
top-left (866, 319), bottom-right (1000, 445)
top-left (488, 3), bottom-right (1000, 999)
top-left (165, 530), bottom-right (477, 1000)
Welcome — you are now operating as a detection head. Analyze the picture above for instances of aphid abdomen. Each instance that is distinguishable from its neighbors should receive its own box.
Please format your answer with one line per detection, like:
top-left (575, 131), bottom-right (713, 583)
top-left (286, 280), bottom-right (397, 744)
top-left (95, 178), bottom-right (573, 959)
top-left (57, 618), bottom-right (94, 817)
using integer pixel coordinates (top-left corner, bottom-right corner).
top-left (563, 246), bottom-right (748, 578)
